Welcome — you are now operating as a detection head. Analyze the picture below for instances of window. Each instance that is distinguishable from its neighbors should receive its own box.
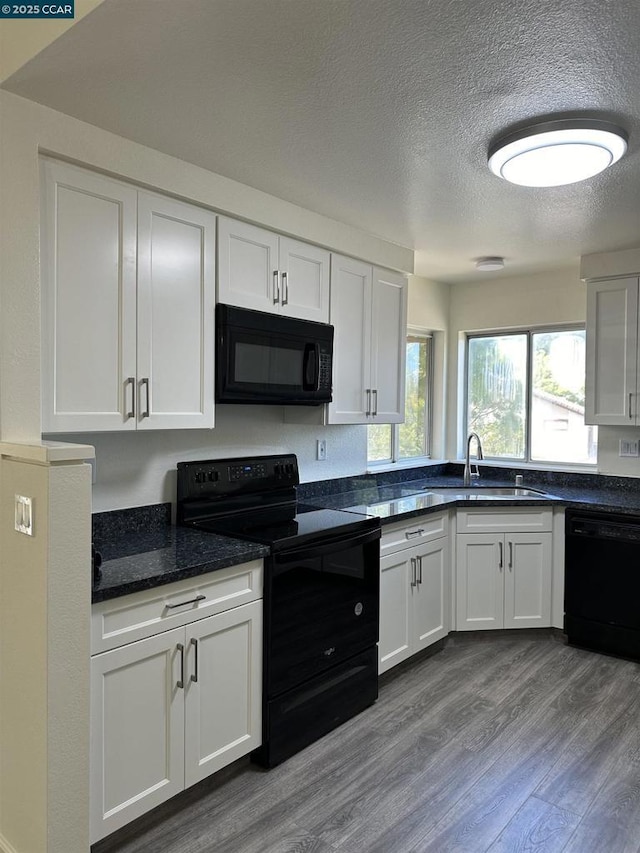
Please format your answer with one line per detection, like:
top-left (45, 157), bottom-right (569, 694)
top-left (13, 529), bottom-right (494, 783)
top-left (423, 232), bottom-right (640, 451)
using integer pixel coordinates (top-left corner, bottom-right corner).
top-left (466, 327), bottom-right (597, 465)
top-left (368, 332), bottom-right (433, 464)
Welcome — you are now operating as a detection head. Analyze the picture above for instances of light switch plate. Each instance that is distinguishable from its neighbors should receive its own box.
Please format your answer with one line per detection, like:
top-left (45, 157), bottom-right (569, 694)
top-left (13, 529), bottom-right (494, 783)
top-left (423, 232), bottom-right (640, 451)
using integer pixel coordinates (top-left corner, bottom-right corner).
top-left (619, 439), bottom-right (639, 457)
top-left (15, 495), bottom-right (34, 536)
top-left (316, 439), bottom-right (327, 461)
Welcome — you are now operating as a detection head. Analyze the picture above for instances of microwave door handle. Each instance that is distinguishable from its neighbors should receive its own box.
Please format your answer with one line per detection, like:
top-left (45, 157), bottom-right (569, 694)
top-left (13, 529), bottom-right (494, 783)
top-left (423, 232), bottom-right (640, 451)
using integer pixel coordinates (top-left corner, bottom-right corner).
top-left (303, 343), bottom-right (320, 391)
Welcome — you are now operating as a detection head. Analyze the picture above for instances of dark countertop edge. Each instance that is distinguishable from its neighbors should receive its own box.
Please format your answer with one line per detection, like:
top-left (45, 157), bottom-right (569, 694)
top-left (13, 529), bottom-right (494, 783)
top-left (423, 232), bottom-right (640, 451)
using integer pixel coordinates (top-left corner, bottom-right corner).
top-left (327, 494), bottom-right (564, 525)
top-left (306, 487), bottom-right (640, 524)
top-left (92, 543), bottom-right (269, 604)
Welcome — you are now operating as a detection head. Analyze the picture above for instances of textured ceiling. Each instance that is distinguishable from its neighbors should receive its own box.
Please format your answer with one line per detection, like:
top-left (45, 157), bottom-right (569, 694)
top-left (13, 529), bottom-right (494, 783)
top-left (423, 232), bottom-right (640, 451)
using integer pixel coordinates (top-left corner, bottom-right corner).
top-left (4, 0), bottom-right (640, 282)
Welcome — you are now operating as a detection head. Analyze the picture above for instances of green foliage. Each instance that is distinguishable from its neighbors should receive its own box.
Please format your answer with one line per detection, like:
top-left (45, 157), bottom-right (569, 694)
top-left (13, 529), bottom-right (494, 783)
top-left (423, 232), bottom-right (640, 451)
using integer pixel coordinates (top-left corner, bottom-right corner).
top-left (468, 336), bottom-right (525, 458)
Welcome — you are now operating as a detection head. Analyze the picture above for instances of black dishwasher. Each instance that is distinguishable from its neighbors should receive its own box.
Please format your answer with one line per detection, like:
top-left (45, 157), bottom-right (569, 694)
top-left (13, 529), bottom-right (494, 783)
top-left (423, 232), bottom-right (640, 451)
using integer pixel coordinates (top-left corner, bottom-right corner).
top-left (565, 510), bottom-right (640, 661)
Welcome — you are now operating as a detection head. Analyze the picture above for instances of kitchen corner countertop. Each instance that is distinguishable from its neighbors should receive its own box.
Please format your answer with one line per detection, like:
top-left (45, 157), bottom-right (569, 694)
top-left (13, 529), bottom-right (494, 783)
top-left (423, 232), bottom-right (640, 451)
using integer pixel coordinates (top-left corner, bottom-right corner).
top-left (92, 526), bottom-right (269, 603)
top-left (304, 475), bottom-right (640, 523)
top-left (92, 469), bottom-right (640, 603)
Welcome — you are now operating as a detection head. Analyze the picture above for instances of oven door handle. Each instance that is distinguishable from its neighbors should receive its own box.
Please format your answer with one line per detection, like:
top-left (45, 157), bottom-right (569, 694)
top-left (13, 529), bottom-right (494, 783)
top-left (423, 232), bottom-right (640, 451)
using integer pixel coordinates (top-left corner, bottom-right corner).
top-left (274, 526), bottom-right (381, 563)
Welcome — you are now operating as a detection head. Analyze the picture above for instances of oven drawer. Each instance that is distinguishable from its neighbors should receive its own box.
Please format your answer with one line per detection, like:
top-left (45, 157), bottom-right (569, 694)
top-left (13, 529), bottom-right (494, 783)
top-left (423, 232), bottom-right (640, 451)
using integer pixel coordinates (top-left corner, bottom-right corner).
top-left (380, 511), bottom-right (449, 555)
top-left (91, 560), bottom-right (263, 653)
top-left (254, 646), bottom-right (378, 767)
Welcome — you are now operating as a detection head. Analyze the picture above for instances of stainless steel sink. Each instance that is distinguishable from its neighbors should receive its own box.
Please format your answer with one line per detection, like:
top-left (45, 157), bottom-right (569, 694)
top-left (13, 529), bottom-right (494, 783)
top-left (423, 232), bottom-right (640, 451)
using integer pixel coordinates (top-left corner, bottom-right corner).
top-left (423, 486), bottom-right (547, 499)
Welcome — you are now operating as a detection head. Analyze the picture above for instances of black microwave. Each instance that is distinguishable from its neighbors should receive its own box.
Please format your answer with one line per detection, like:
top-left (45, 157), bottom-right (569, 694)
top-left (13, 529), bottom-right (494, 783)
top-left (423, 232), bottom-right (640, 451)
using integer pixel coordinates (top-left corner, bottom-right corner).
top-left (216, 304), bottom-right (334, 405)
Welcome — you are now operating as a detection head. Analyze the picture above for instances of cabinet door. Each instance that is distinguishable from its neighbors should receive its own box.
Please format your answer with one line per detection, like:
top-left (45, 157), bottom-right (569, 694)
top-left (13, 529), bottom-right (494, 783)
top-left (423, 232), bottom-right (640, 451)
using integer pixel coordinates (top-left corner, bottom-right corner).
top-left (41, 159), bottom-right (137, 432)
top-left (279, 237), bottom-right (330, 322)
top-left (379, 550), bottom-right (413, 674)
top-left (370, 268), bottom-right (407, 423)
top-left (90, 627), bottom-right (185, 843)
top-left (413, 537), bottom-right (450, 652)
top-left (503, 533), bottom-right (552, 629)
top-left (328, 255), bottom-right (372, 423)
top-left (585, 277), bottom-right (639, 425)
top-left (137, 193), bottom-right (216, 429)
top-left (456, 534), bottom-right (503, 630)
top-left (184, 601), bottom-right (262, 787)
top-left (217, 217), bottom-right (279, 313)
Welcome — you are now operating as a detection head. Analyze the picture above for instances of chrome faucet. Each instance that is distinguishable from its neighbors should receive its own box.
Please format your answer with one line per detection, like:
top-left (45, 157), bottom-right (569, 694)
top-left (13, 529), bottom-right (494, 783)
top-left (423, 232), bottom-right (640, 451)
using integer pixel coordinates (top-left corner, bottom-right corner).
top-left (463, 432), bottom-right (484, 486)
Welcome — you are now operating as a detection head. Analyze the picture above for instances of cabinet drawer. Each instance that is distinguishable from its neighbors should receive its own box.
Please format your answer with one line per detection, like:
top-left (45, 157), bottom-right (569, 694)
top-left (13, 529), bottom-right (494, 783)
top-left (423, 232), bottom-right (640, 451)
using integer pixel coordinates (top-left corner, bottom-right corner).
top-left (92, 560), bottom-right (263, 654)
top-left (456, 509), bottom-right (552, 534)
top-left (381, 512), bottom-right (448, 555)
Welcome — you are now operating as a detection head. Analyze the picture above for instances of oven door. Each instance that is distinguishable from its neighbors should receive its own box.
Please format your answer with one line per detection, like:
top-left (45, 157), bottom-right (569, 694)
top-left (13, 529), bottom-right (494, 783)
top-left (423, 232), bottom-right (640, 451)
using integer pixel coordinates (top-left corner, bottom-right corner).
top-left (216, 304), bottom-right (333, 404)
top-left (265, 526), bottom-right (380, 698)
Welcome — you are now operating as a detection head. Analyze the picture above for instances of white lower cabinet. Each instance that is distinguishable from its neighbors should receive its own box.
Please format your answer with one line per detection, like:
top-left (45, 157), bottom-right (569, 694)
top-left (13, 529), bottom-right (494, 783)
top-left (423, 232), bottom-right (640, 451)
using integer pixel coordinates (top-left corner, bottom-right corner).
top-left (455, 509), bottom-right (553, 631)
top-left (379, 512), bottom-right (450, 674)
top-left (90, 566), bottom-right (262, 843)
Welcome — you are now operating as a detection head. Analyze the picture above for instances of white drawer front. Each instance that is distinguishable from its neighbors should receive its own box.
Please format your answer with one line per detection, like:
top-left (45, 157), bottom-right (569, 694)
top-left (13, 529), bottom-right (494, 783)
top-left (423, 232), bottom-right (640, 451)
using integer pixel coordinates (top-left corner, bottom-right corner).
top-left (456, 509), bottom-right (552, 534)
top-left (381, 512), bottom-right (449, 555)
top-left (92, 560), bottom-right (263, 654)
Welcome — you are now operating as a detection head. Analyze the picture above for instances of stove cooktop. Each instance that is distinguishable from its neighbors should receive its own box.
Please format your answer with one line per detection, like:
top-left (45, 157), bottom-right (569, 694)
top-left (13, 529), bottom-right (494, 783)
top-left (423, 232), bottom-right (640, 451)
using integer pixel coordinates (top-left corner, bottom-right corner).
top-left (191, 506), bottom-right (378, 551)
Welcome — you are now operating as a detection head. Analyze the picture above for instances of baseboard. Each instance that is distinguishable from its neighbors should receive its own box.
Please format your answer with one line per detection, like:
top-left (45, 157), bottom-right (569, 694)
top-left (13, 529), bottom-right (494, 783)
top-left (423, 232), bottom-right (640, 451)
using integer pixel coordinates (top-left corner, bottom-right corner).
top-left (0, 831), bottom-right (19, 853)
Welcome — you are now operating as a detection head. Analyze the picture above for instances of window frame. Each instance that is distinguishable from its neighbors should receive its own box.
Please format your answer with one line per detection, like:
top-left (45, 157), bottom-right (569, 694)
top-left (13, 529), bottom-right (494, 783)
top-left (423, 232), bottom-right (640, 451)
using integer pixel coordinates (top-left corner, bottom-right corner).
top-left (368, 328), bottom-right (433, 466)
top-left (464, 323), bottom-right (596, 467)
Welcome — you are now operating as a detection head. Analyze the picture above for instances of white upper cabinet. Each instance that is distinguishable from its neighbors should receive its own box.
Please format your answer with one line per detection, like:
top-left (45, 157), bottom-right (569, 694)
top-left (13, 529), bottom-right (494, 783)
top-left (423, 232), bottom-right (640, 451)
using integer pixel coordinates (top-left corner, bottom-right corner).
top-left (217, 217), bottom-right (329, 322)
top-left (329, 255), bottom-right (407, 424)
top-left (136, 192), bottom-right (216, 430)
top-left (585, 277), bottom-right (640, 425)
top-left (370, 267), bottom-right (407, 422)
top-left (41, 160), bottom-right (216, 432)
top-left (329, 255), bottom-right (372, 422)
top-left (41, 159), bottom-right (138, 432)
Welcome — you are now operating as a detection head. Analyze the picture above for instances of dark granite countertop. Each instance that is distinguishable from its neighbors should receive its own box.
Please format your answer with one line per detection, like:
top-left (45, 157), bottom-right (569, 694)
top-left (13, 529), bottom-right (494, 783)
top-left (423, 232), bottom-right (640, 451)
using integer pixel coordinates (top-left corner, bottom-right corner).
top-left (93, 466), bottom-right (640, 603)
top-left (300, 468), bottom-right (640, 524)
top-left (92, 506), bottom-right (268, 603)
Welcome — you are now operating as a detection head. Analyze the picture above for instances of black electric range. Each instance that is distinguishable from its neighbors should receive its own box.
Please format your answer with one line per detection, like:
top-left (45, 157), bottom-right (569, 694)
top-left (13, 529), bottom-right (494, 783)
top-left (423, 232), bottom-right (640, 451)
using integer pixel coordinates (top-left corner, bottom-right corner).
top-left (177, 454), bottom-right (381, 767)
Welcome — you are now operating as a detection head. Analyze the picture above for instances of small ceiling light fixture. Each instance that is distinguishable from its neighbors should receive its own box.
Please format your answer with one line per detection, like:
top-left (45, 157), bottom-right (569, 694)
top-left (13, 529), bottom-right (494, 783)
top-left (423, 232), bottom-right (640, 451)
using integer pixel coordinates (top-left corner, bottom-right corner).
top-left (488, 119), bottom-right (628, 187)
top-left (475, 257), bottom-right (505, 272)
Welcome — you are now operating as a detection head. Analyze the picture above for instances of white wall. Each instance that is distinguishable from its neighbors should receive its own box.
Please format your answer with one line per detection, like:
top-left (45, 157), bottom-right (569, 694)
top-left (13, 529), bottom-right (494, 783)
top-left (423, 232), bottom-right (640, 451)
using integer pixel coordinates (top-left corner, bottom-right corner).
top-left (58, 412), bottom-right (366, 513)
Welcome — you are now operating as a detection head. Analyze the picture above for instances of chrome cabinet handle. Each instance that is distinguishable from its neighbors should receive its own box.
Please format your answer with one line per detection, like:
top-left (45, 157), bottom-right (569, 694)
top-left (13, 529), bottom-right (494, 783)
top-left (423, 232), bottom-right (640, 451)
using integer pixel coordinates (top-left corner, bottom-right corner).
top-left (165, 594), bottom-right (206, 610)
top-left (273, 270), bottom-right (280, 304)
top-left (372, 389), bottom-right (378, 417)
top-left (405, 528), bottom-right (425, 538)
top-left (499, 541), bottom-right (503, 569)
top-left (141, 377), bottom-right (150, 418)
top-left (365, 389), bottom-right (371, 417)
top-left (282, 271), bottom-right (289, 305)
top-left (410, 557), bottom-right (417, 588)
top-left (190, 637), bottom-right (199, 683)
top-left (177, 643), bottom-right (185, 689)
top-left (418, 555), bottom-right (423, 585)
top-left (125, 377), bottom-right (136, 419)
top-left (630, 392), bottom-right (634, 420)
top-left (508, 541), bottom-right (513, 569)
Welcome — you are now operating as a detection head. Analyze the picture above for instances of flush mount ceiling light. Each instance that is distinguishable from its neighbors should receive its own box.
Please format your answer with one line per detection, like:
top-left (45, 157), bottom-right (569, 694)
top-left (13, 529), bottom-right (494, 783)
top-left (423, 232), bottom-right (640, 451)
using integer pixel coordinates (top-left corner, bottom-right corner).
top-left (488, 119), bottom-right (628, 187)
top-left (475, 257), bottom-right (505, 271)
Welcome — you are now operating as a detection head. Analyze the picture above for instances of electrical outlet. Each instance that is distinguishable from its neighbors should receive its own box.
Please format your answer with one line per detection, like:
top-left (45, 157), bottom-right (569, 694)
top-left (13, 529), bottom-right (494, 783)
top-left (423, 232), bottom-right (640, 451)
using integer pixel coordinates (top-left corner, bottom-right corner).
top-left (15, 495), bottom-right (34, 536)
top-left (316, 439), bottom-right (327, 461)
top-left (619, 439), bottom-right (639, 457)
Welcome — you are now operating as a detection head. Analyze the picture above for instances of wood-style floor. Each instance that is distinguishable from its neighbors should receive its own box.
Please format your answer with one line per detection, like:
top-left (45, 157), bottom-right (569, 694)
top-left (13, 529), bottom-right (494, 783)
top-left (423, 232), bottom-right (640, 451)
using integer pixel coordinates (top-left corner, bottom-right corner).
top-left (95, 631), bottom-right (640, 853)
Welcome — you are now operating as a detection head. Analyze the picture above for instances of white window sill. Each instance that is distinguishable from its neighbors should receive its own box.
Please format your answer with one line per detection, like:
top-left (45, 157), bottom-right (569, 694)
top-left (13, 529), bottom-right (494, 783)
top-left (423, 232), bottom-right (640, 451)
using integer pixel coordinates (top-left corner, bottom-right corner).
top-left (366, 458), bottom-right (448, 475)
top-left (367, 458), bottom-right (598, 476)
top-left (452, 458), bottom-right (598, 475)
